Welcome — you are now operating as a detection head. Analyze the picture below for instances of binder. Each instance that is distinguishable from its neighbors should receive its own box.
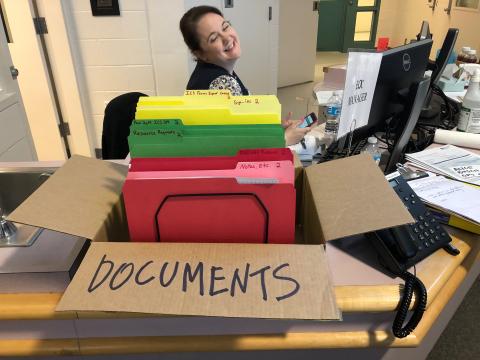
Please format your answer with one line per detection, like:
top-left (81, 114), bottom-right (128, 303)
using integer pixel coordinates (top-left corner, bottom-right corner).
top-left (428, 207), bottom-right (480, 235)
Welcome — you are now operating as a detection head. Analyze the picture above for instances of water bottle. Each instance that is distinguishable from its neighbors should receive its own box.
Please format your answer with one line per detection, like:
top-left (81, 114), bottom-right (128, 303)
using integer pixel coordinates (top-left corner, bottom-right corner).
top-left (324, 91), bottom-right (343, 137)
top-left (362, 136), bottom-right (381, 165)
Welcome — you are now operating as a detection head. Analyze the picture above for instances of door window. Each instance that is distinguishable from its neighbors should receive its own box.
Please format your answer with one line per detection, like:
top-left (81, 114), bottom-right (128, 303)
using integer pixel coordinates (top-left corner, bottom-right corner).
top-left (354, 11), bottom-right (374, 41)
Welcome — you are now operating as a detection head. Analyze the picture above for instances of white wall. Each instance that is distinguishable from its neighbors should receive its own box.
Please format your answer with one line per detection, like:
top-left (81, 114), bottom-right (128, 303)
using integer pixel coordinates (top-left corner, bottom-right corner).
top-left (37, 0), bottom-right (92, 158)
top-left (63, 0), bottom-right (158, 150)
top-left (4, 0), bottom-right (66, 160)
top-left (1, 0), bottom-right (285, 159)
top-left (147, 0), bottom-right (190, 96)
top-left (278, 0), bottom-right (318, 87)
top-left (376, 0), bottom-right (480, 55)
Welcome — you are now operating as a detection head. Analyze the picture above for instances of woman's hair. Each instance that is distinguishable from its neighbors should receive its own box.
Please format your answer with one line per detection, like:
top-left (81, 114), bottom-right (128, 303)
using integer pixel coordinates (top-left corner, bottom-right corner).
top-left (180, 5), bottom-right (223, 53)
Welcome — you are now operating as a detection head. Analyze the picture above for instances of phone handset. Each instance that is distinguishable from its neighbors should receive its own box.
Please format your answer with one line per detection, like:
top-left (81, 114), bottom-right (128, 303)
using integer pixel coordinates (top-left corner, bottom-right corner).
top-left (367, 174), bottom-right (459, 338)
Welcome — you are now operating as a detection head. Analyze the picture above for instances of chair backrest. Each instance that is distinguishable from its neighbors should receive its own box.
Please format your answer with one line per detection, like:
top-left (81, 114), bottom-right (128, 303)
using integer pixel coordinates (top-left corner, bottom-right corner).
top-left (101, 92), bottom-right (147, 159)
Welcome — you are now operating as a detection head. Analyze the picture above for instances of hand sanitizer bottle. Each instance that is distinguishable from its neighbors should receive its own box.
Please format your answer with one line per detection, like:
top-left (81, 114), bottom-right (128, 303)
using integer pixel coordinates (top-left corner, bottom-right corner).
top-left (458, 69), bottom-right (480, 133)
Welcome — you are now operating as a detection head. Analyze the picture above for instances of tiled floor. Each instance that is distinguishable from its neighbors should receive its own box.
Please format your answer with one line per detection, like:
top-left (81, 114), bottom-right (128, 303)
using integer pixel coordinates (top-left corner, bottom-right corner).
top-left (277, 51), bottom-right (347, 120)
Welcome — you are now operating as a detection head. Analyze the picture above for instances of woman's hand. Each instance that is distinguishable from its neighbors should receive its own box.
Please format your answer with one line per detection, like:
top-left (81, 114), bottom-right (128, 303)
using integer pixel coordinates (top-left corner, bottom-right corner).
top-left (281, 112), bottom-right (295, 129)
top-left (285, 120), bottom-right (311, 146)
top-left (283, 112), bottom-right (311, 146)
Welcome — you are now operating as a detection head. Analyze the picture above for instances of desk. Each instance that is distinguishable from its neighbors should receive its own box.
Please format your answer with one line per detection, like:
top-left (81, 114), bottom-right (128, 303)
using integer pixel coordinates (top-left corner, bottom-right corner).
top-left (0, 226), bottom-right (478, 358)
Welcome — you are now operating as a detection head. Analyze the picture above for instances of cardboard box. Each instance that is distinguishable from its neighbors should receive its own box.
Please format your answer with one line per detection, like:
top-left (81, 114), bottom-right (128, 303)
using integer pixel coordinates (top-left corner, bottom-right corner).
top-left (322, 64), bottom-right (347, 86)
top-left (314, 64), bottom-right (347, 105)
top-left (8, 153), bottom-right (412, 320)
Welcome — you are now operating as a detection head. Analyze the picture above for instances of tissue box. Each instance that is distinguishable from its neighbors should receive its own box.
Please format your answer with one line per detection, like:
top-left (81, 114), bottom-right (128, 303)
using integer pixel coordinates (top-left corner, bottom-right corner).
top-left (438, 78), bottom-right (466, 92)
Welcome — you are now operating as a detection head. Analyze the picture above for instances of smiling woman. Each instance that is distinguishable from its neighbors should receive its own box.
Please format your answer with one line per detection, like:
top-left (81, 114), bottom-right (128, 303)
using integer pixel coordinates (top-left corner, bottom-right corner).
top-left (180, 6), bottom-right (249, 95)
top-left (179, 5), bottom-right (311, 146)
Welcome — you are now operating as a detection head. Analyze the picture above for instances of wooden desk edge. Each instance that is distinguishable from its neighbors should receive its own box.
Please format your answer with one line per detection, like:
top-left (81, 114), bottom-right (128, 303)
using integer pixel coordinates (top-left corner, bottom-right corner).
top-left (0, 237), bottom-right (478, 355)
top-left (0, 237), bottom-right (476, 320)
top-left (1, 252), bottom-right (473, 356)
top-left (0, 331), bottom-right (417, 357)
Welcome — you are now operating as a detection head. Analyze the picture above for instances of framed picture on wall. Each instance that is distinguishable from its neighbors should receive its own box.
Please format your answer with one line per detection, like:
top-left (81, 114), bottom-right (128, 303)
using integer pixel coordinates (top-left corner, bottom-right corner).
top-left (90, 0), bottom-right (120, 16)
top-left (454, 0), bottom-right (480, 11)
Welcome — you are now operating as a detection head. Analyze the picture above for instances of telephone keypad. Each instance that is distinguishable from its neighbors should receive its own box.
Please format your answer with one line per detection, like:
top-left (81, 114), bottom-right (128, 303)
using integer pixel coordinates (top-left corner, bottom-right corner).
top-left (388, 175), bottom-right (453, 268)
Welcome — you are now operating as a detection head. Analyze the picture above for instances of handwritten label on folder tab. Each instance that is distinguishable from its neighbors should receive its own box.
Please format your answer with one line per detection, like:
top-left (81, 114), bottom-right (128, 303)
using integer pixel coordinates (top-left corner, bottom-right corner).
top-left (337, 51), bottom-right (382, 139)
top-left (56, 243), bottom-right (340, 320)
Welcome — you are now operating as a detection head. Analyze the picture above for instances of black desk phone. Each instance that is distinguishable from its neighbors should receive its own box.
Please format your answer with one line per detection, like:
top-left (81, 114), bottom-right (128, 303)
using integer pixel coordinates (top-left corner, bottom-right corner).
top-left (366, 174), bottom-right (459, 338)
top-left (368, 174), bottom-right (458, 275)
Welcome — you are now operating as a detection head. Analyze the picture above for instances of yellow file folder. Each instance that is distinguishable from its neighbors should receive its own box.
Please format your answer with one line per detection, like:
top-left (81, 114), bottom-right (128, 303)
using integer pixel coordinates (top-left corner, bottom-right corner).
top-left (135, 91), bottom-right (281, 125)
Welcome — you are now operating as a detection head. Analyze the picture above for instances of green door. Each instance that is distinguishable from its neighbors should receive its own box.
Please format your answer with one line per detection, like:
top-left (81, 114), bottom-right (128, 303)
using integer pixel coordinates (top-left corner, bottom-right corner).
top-left (342, 0), bottom-right (382, 52)
top-left (317, 0), bottom-right (381, 52)
top-left (317, 0), bottom-right (347, 51)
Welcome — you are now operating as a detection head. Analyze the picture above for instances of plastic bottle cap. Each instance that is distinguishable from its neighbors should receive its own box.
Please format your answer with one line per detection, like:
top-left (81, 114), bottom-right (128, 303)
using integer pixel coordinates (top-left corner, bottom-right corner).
top-left (367, 136), bottom-right (377, 144)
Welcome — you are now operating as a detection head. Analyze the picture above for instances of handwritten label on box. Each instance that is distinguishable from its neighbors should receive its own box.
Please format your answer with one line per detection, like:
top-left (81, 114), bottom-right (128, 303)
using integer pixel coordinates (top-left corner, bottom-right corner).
top-left (56, 243), bottom-right (340, 320)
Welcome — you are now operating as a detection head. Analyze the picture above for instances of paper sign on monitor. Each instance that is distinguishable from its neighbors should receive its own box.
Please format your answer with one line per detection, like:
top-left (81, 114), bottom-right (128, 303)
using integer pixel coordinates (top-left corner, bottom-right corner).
top-left (337, 51), bottom-right (382, 139)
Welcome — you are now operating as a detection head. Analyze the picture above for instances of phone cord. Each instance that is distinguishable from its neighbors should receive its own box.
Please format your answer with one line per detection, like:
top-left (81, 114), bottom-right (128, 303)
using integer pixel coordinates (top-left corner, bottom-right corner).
top-left (392, 271), bottom-right (427, 338)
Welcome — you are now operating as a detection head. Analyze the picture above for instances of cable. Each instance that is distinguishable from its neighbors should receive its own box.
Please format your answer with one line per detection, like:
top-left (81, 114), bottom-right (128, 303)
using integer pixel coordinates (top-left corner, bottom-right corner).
top-left (392, 270), bottom-right (427, 338)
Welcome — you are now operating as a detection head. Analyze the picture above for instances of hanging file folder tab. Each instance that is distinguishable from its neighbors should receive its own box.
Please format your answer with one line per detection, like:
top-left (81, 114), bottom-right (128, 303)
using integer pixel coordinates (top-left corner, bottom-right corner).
top-left (129, 148), bottom-right (293, 172)
top-left (236, 178), bottom-right (279, 185)
top-left (131, 128), bottom-right (183, 138)
top-left (184, 89), bottom-right (232, 98)
top-left (134, 93), bottom-right (281, 125)
top-left (132, 119), bottom-right (182, 126)
top-left (125, 160), bottom-right (294, 184)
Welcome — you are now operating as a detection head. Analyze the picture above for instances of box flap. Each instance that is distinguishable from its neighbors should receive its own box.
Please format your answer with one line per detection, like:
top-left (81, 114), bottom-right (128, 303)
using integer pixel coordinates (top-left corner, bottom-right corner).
top-left (304, 153), bottom-right (414, 242)
top-left (57, 242), bottom-right (341, 320)
top-left (8, 155), bottom-right (128, 240)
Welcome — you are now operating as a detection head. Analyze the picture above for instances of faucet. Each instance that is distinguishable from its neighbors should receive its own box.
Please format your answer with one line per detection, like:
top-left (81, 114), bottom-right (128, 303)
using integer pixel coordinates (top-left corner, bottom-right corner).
top-left (0, 200), bottom-right (17, 243)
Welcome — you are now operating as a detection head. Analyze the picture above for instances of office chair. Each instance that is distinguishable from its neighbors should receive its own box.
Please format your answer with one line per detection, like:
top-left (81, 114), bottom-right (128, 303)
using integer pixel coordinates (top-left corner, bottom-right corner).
top-left (101, 92), bottom-right (147, 159)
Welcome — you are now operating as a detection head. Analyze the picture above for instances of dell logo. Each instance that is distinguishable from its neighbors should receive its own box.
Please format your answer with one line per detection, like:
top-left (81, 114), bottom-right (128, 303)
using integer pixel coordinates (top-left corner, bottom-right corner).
top-left (402, 53), bottom-right (411, 72)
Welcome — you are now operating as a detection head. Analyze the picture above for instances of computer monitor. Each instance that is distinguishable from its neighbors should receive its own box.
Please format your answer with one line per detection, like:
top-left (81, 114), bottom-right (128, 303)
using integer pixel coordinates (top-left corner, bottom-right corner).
top-left (335, 39), bottom-right (433, 172)
top-left (417, 21), bottom-right (432, 41)
top-left (420, 28), bottom-right (459, 118)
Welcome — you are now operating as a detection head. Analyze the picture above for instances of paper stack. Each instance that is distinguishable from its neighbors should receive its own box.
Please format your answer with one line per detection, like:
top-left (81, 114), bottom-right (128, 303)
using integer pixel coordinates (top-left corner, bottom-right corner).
top-left (123, 91), bottom-right (296, 244)
top-left (408, 175), bottom-right (480, 234)
top-left (405, 144), bottom-right (480, 186)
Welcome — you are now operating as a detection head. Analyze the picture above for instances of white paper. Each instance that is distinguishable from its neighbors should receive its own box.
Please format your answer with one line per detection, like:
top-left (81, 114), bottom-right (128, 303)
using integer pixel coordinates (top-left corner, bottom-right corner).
top-left (337, 51), bottom-right (383, 139)
top-left (288, 134), bottom-right (320, 160)
top-left (445, 90), bottom-right (467, 103)
top-left (405, 144), bottom-right (480, 186)
top-left (409, 175), bottom-right (480, 224)
top-left (434, 129), bottom-right (480, 150)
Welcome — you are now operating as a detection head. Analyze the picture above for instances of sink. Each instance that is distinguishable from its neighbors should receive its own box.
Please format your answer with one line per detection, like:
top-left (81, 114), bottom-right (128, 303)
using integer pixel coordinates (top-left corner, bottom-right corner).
top-left (0, 167), bottom-right (56, 247)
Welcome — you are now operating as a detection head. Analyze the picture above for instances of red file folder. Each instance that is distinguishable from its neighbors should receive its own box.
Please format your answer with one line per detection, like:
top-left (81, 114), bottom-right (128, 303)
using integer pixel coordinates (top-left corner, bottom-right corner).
top-left (123, 178), bottom-right (295, 244)
top-left (129, 148), bottom-right (293, 172)
top-left (127, 160), bottom-right (294, 184)
top-left (123, 154), bottom-right (296, 244)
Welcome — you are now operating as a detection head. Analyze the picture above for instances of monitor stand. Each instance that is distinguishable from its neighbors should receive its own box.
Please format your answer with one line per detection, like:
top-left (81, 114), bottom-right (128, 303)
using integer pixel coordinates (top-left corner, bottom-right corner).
top-left (385, 77), bottom-right (431, 174)
top-left (419, 90), bottom-right (442, 119)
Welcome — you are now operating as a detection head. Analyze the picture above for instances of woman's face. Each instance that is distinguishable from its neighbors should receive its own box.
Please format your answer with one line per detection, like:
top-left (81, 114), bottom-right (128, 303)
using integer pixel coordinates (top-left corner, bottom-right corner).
top-left (195, 13), bottom-right (241, 68)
